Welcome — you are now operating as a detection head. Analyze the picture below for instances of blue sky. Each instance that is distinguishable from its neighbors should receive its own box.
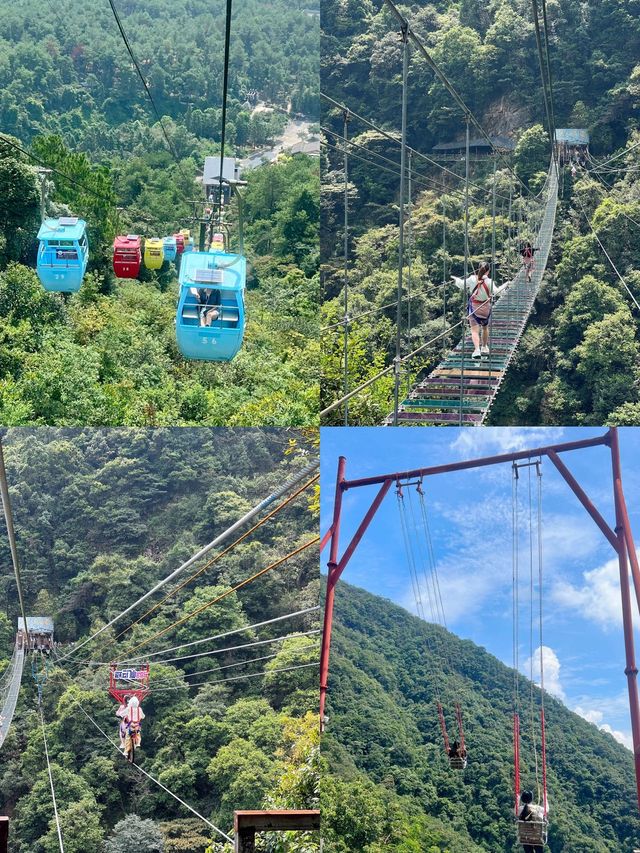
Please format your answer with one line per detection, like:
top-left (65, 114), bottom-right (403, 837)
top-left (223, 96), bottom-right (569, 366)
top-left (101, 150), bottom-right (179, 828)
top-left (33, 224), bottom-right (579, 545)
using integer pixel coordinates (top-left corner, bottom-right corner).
top-left (320, 426), bottom-right (640, 751)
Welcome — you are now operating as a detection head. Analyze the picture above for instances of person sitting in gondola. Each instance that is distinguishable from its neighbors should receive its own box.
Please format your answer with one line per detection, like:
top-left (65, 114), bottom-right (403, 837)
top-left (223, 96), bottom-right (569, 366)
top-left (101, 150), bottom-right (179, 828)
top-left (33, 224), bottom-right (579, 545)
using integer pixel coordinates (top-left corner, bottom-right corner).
top-left (450, 262), bottom-right (511, 359)
top-left (190, 287), bottom-right (221, 327)
top-left (517, 790), bottom-right (545, 853)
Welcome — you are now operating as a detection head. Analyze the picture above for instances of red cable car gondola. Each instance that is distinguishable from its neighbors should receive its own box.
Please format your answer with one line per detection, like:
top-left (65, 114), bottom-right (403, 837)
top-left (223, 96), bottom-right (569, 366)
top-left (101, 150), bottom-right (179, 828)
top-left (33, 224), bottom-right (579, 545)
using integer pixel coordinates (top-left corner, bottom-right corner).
top-left (173, 233), bottom-right (186, 255)
top-left (113, 235), bottom-right (142, 279)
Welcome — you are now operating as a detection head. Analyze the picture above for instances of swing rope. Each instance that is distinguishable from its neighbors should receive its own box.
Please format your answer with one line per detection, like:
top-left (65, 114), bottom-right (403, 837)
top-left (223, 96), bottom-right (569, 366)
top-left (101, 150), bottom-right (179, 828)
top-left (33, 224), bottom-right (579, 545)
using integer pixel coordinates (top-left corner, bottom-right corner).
top-left (512, 464), bottom-right (521, 814)
top-left (537, 463), bottom-right (548, 817)
top-left (513, 460), bottom-right (549, 820)
top-left (396, 483), bottom-right (451, 754)
top-left (409, 483), bottom-right (466, 756)
top-left (528, 465), bottom-right (541, 805)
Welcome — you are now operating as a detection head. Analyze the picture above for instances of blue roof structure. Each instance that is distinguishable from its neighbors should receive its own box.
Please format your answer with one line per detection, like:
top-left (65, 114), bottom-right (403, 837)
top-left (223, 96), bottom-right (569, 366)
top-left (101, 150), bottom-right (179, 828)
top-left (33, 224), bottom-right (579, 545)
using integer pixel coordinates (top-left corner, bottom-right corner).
top-left (37, 217), bottom-right (87, 241)
top-left (180, 250), bottom-right (245, 291)
top-left (555, 129), bottom-right (589, 145)
top-left (17, 616), bottom-right (54, 633)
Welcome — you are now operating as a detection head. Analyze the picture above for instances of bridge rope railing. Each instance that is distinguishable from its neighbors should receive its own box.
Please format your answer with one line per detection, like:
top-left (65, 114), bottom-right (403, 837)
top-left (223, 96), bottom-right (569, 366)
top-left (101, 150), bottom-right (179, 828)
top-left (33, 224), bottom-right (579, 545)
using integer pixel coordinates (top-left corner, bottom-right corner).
top-left (0, 642), bottom-right (25, 747)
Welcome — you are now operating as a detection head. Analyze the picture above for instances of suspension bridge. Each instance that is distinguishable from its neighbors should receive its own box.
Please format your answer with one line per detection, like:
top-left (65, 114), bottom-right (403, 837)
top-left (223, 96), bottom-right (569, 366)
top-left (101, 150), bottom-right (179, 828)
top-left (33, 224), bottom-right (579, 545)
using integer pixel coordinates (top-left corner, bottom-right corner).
top-left (389, 162), bottom-right (559, 425)
top-left (0, 643), bottom-right (25, 748)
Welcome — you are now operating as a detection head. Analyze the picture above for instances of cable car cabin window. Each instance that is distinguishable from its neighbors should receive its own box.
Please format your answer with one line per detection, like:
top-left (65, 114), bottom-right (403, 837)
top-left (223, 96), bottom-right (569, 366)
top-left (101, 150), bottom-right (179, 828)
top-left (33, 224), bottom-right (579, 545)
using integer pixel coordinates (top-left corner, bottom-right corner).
top-left (59, 240), bottom-right (75, 247)
top-left (182, 287), bottom-right (240, 328)
top-left (48, 240), bottom-right (60, 247)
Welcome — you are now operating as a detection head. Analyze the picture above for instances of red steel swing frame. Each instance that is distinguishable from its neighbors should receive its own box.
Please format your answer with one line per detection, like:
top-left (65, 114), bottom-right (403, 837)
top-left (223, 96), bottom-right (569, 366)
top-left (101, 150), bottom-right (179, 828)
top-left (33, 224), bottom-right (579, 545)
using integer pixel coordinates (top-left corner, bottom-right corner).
top-left (319, 427), bottom-right (640, 812)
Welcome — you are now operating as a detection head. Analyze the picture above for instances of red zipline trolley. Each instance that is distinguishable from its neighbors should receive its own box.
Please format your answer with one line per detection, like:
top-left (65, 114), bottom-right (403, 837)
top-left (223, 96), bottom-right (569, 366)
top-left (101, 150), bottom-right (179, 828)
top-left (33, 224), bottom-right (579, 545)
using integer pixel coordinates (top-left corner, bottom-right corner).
top-left (108, 663), bottom-right (150, 705)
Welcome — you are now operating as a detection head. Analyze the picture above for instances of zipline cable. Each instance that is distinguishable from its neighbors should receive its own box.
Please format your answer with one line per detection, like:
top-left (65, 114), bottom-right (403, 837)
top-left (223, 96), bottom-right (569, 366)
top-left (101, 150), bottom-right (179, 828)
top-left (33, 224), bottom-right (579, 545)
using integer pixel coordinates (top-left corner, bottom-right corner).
top-left (321, 293), bottom-right (425, 333)
top-left (40, 706), bottom-right (65, 852)
top-left (584, 166), bottom-right (640, 231)
top-left (71, 695), bottom-right (233, 842)
top-left (393, 24), bottom-right (410, 426)
top-left (123, 606), bottom-right (321, 664)
top-left (132, 641), bottom-right (319, 689)
top-left (530, 0), bottom-right (554, 161)
top-left (590, 137), bottom-right (640, 172)
top-left (108, 472), bottom-right (319, 647)
top-left (0, 438), bottom-right (30, 650)
top-left (120, 536), bottom-right (320, 657)
top-left (151, 662), bottom-right (318, 693)
top-left (540, 0), bottom-right (558, 161)
top-left (56, 628), bottom-right (321, 670)
top-left (55, 461), bottom-right (319, 663)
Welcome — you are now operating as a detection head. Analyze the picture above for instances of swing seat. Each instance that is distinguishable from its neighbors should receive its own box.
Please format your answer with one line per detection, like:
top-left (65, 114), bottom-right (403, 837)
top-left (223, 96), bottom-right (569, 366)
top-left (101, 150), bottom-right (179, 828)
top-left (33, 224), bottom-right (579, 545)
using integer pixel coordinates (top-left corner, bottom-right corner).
top-left (449, 756), bottom-right (467, 770)
top-left (516, 819), bottom-right (547, 845)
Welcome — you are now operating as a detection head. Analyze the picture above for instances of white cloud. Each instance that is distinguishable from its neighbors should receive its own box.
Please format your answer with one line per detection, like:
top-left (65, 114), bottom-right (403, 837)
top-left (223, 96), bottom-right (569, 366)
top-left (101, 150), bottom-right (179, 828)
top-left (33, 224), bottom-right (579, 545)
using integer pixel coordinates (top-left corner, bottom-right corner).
top-left (523, 645), bottom-right (566, 701)
top-left (574, 705), bottom-right (633, 751)
top-left (552, 556), bottom-right (624, 630)
top-left (574, 706), bottom-right (603, 725)
top-left (449, 427), bottom-right (566, 459)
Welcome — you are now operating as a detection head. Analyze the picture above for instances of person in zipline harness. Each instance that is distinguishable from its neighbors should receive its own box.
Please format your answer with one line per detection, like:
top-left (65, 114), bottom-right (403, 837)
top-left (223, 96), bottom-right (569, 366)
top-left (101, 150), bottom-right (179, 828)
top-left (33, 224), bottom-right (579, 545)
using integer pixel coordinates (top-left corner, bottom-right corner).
top-left (517, 790), bottom-right (546, 853)
top-left (190, 286), bottom-right (221, 327)
top-left (116, 694), bottom-right (145, 754)
top-left (520, 242), bottom-right (538, 283)
top-left (451, 262), bottom-right (511, 359)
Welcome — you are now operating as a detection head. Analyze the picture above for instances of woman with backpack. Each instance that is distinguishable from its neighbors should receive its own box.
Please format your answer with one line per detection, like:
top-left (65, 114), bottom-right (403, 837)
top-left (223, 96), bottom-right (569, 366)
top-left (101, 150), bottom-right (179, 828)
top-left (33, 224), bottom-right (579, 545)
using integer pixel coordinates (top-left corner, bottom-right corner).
top-left (450, 262), bottom-right (511, 359)
top-left (520, 242), bottom-right (538, 282)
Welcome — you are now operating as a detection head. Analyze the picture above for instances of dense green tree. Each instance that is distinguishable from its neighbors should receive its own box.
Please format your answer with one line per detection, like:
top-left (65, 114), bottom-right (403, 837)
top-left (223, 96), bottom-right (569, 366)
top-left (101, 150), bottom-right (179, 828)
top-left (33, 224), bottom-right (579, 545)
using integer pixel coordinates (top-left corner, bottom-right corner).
top-left (514, 124), bottom-right (550, 185)
top-left (105, 815), bottom-right (165, 853)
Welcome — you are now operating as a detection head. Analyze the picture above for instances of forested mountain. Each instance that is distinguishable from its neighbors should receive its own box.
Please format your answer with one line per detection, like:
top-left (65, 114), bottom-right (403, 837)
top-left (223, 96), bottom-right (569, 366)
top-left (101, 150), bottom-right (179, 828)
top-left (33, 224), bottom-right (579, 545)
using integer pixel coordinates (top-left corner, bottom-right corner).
top-left (320, 0), bottom-right (640, 424)
top-left (1, 0), bottom-right (318, 153)
top-left (0, 428), bottom-right (320, 852)
top-left (0, 0), bottom-right (320, 426)
top-left (321, 581), bottom-right (640, 852)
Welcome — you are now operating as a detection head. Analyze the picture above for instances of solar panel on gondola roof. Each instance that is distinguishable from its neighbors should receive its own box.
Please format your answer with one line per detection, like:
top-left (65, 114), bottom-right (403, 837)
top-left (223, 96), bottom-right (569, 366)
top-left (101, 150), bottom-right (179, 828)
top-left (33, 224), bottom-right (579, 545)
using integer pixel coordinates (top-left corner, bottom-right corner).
top-left (194, 268), bottom-right (224, 283)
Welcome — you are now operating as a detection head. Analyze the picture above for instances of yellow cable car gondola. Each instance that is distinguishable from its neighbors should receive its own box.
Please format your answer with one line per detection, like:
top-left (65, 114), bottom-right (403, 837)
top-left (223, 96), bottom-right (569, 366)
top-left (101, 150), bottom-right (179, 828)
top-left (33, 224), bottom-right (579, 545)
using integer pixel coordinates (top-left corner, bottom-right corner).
top-left (144, 237), bottom-right (165, 270)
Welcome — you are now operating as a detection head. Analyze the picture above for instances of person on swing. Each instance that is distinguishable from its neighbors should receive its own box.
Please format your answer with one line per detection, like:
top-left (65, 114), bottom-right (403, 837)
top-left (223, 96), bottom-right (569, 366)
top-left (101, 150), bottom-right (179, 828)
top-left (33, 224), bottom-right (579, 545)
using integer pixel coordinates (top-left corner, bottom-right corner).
top-left (450, 262), bottom-right (511, 359)
top-left (517, 790), bottom-right (546, 853)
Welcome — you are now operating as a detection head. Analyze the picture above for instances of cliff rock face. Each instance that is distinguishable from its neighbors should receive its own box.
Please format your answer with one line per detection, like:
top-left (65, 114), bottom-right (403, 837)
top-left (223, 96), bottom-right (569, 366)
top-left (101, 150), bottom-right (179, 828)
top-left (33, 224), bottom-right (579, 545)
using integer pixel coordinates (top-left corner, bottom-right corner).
top-left (485, 96), bottom-right (531, 139)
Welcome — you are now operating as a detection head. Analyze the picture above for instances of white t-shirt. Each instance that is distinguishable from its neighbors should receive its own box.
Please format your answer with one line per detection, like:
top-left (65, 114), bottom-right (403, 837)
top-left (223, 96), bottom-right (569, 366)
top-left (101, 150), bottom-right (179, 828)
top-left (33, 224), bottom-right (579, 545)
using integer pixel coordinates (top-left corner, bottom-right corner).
top-left (451, 274), bottom-right (511, 298)
top-left (519, 802), bottom-right (546, 822)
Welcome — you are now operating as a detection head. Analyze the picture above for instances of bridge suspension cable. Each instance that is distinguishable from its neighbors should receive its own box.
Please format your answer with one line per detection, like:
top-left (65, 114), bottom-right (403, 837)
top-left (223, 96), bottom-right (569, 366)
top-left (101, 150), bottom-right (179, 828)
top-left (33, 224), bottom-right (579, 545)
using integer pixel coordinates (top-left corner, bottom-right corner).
top-left (574, 194), bottom-right (640, 312)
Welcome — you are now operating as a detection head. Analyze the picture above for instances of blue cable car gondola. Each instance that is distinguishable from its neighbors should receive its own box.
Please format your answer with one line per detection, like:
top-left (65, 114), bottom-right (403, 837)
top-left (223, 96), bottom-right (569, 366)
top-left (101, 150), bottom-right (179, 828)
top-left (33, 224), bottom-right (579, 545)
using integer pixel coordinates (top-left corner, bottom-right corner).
top-left (36, 217), bottom-right (89, 292)
top-left (175, 250), bottom-right (246, 361)
top-left (163, 236), bottom-right (177, 263)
